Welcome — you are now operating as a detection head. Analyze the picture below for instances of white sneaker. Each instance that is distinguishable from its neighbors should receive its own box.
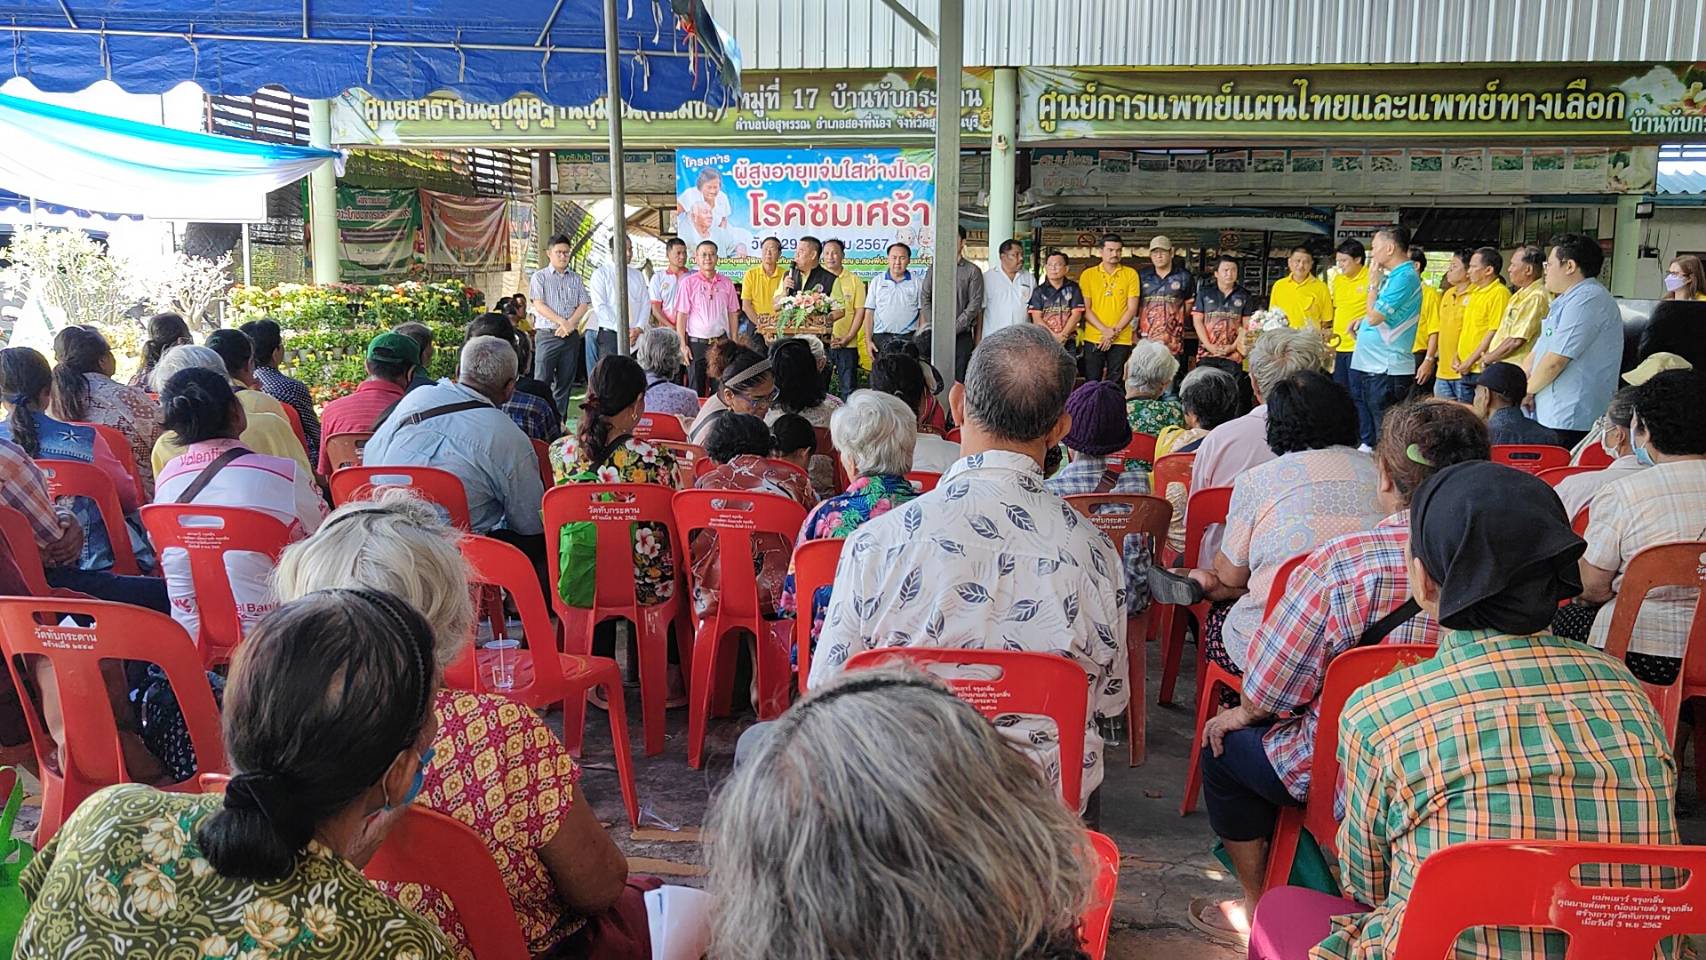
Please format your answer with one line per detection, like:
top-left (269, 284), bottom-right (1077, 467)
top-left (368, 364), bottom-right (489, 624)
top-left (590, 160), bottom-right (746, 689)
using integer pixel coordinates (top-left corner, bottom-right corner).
top-left (1357, 443), bottom-right (1373, 453)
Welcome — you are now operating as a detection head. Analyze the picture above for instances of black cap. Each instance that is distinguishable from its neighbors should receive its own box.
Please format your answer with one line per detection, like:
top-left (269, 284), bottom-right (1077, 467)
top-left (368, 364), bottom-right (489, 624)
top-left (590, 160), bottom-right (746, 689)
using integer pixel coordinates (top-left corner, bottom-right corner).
top-left (1477, 362), bottom-right (1528, 404)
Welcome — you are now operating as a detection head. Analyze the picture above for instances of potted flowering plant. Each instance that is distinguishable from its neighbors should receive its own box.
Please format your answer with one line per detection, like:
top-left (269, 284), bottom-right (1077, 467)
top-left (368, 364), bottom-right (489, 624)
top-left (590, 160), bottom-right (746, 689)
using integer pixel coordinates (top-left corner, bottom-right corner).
top-left (766, 290), bottom-right (838, 337)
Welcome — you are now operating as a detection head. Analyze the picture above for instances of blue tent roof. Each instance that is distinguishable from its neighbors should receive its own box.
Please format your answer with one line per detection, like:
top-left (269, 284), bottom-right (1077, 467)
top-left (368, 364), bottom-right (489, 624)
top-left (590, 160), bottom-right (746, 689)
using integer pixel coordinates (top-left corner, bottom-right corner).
top-left (0, 0), bottom-right (739, 109)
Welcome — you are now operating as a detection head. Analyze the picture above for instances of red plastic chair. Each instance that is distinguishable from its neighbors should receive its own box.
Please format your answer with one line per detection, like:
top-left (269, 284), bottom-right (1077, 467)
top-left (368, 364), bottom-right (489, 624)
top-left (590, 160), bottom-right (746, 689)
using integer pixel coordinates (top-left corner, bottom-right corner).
top-left (530, 438), bottom-right (553, 490)
top-left (1157, 484), bottom-right (1230, 708)
top-left (905, 470), bottom-right (941, 493)
top-left (1536, 464), bottom-right (1600, 488)
top-left (0, 597), bottom-right (225, 842)
top-left (330, 465), bottom-right (473, 531)
top-left (789, 537), bottom-right (845, 695)
top-left (1260, 643), bottom-right (1438, 892)
top-left (1106, 432), bottom-right (1158, 472)
top-left (364, 805), bottom-right (531, 960)
top-left (1081, 831), bottom-right (1121, 960)
top-left (1066, 493), bottom-right (1172, 766)
top-left (1180, 550), bottom-right (1310, 816)
top-left (1577, 442), bottom-right (1614, 468)
top-left (813, 425), bottom-right (851, 491)
top-left (1598, 542), bottom-right (1706, 778)
top-left (1571, 505), bottom-right (1590, 536)
top-left (1491, 444), bottom-right (1570, 474)
top-left (672, 489), bottom-right (807, 768)
top-left (944, 427), bottom-right (962, 442)
top-left (1152, 451), bottom-right (1195, 567)
top-left (543, 483), bottom-right (690, 759)
top-left (0, 504), bottom-right (52, 595)
top-left (844, 647), bottom-right (1091, 811)
top-left (275, 399), bottom-right (309, 452)
top-left (633, 412), bottom-right (687, 443)
top-left (454, 534), bottom-right (639, 824)
top-left (139, 504), bottom-right (293, 669)
top-left (37, 459), bottom-right (144, 576)
top-left (74, 423), bottom-right (145, 501)
top-left (1391, 840), bottom-right (1706, 958)
top-left (322, 431), bottom-right (374, 471)
top-left (654, 440), bottom-right (708, 489)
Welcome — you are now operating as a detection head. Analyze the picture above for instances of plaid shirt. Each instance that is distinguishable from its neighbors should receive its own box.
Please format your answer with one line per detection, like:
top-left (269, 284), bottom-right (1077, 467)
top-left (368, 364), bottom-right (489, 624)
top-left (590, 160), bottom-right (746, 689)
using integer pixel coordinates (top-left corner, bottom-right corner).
top-left (1319, 630), bottom-right (1680, 960)
top-left (0, 437), bottom-right (65, 545)
top-left (1045, 454), bottom-right (1153, 616)
top-left (255, 366), bottom-right (322, 459)
top-left (503, 390), bottom-right (562, 442)
top-left (1242, 512), bottom-right (1439, 802)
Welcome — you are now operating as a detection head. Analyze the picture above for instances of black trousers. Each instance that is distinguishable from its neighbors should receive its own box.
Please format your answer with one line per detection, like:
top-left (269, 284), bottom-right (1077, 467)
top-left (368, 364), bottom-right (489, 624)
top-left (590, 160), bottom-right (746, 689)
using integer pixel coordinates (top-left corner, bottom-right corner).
top-left (534, 331), bottom-right (584, 415)
top-left (1083, 342), bottom-right (1133, 383)
top-left (688, 337), bottom-right (716, 396)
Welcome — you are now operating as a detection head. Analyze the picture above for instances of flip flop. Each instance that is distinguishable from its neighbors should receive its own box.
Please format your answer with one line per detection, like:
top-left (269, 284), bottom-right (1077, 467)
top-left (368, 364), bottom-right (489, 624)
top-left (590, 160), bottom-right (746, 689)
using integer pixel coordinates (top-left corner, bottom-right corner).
top-left (1149, 566), bottom-right (1207, 606)
top-left (1186, 896), bottom-right (1249, 946)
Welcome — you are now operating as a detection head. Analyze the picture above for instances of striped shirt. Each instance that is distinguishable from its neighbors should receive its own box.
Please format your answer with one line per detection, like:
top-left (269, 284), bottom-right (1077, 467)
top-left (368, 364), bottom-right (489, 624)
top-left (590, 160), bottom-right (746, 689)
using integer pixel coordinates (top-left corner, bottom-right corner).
top-left (1318, 629), bottom-right (1680, 960)
top-left (1241, 512), bottom-right (1439, 802)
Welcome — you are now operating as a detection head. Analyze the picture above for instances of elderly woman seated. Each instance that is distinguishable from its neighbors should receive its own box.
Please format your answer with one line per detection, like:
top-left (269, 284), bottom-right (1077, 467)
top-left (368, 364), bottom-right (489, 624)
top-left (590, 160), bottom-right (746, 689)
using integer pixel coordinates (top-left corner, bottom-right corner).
top-left (780, 389), bottom-right (920, 645)
top-left (1123, 339), bottom-right (1185, 469)
top-left (1250, 461), bottom-right (1679, 959)
top-left (1156, 365), bottom-right (1244, 554)
top-left (1189, 399), bottom-right (1488, 940)
top-left (635, 326), bottom-right (701, 421)
top-left (1046, 379), bottom-right (1154, 618)
top-left (707, 666), bottom-right (1097, 960)
top-left (274, 493), bottom-right (643, 959)
top-left (690, 413), bottom-right (817, 620)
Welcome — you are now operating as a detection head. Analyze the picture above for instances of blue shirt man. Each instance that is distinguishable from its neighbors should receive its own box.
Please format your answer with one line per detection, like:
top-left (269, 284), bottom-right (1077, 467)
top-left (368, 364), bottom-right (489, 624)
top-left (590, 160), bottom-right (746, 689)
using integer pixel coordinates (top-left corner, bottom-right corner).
top-left (1346, 228), bottom-right (1424, 448)
top-left (1530, 276), bottom-right (1622, 436)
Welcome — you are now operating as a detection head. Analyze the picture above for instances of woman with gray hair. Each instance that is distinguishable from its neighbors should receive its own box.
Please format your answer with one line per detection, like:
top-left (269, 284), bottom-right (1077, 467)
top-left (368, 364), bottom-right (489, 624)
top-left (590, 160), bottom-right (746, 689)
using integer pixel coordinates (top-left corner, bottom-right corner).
top-left (1123, 339), bottom-right (1185, 471)
top-left (635, 326), bottom-right (701, 419)
top-left (1156, 365), bottom-right (1244, 553)
top-left (146, 343), bottom-right (314, 477)
top-left (707, 666), bottom-right (1096, 960)
top-left (780, 390), bottom-right (920, 645)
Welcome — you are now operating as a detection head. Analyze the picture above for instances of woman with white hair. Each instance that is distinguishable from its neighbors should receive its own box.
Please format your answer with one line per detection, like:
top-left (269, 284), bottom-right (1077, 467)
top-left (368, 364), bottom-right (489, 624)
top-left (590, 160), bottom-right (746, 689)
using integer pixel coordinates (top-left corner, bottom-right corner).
top-left (273, 492), bottom-right (645, 960)
top-left (706, 666), bottom-right (1096, 960)
top-left (1123, 339), bottom-right (1185, 470)
top-left (147, 343), bottom-right (313, 478)
top-left (635, 326), bottom-right (701, 420)
top-left (780, 390), bottom-right (920, 645)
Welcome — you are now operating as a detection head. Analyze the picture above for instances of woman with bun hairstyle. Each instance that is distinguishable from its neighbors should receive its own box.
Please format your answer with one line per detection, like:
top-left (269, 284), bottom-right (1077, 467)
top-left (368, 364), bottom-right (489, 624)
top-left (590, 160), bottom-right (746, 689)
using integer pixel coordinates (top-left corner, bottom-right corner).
top-left (152, 367), bottom-right (325, 641)
top-left (129, 311), bottom-right (193, 389)
top-left (13, 589), bottom-right (451, 959)
top-left (51, 324), bottom-right (163, 498)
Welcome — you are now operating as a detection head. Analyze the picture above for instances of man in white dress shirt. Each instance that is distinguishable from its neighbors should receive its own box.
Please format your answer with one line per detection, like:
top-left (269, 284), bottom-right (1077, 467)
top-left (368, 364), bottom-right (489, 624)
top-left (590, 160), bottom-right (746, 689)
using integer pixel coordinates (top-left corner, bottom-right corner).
top-left (982, 238), bottom-right (1036, 338)
top-left (586, 238), bottom-right (652, 371)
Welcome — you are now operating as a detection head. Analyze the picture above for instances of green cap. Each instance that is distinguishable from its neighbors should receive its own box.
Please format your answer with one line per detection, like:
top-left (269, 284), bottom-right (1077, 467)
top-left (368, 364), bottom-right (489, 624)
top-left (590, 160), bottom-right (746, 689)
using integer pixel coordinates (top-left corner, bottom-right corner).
top-left (367, 332), bottom-right (421, 367)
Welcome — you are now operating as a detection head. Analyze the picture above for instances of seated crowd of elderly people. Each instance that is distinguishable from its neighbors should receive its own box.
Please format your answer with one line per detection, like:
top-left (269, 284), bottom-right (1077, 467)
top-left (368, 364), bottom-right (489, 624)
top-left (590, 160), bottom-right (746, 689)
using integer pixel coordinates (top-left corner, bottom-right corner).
top-left (0, 293), bottom-right (1701, 960)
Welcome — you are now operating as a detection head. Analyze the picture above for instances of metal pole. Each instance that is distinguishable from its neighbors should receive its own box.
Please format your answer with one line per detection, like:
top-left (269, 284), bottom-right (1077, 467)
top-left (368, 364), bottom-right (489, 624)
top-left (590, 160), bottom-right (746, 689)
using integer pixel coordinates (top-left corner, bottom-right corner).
top-left (604, 0), bottom-right (631, 357)
top-left (930, 0), bottom-right (962, 391)
top-left (306, 99), bottom-right (340, 284)
top-left (533, 151), bottom-right (554, 270)
top-left (987, 67), bottom-right (1017, 251)
top-left (241, 221), bottom-right (252, 286)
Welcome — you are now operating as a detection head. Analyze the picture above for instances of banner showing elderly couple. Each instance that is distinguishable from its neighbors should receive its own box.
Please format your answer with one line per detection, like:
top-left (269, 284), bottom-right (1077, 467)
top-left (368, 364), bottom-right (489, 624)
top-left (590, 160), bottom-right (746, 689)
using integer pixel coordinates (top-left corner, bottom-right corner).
top-left (675, 147), bottom-right (936, 281)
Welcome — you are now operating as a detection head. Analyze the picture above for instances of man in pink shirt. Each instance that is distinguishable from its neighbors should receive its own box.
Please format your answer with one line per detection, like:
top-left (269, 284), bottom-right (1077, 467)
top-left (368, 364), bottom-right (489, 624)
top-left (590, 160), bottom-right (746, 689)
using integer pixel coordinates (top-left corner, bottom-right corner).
top-left (673, 239), bottom-right (741, 396)
top-left (315, 332), bottom-right (418, 475)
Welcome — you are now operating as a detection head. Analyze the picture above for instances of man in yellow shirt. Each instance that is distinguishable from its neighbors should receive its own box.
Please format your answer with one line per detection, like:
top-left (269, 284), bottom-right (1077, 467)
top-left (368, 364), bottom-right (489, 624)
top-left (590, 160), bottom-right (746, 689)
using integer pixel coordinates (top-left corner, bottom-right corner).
top-left (1329, 239), bottom-right (1368, 390)
top-left (824, 238), bottom-right (869, 397)
top-left (1480, 244), bottom-right (1551, 368)
top-left (1408, 245), bottom-right (1442, 396)
top-left (1078, 233), bottom-right (1141, 382)
top-left (740, 236), bottom-right (786, 334)
top-left (1450, 246), bottom-right (1512, 391)
top-left (1268, 246), bottom-right (1331, 334)
top-left (1429, 252), bottom-right (1474, 401)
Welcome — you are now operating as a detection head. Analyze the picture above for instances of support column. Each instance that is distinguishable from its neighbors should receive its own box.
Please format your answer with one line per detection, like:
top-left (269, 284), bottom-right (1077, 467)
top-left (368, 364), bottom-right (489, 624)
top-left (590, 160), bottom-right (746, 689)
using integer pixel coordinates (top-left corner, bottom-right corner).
top-left (929, 0), bottom-right (963, 391)
top-left (306, 100), bottom-right (340, 285)
top-left (987, 67), bottom-right (1018, 251)
top-left (604, 0), bottom-right (632, 356)
top-left (1609, 194), bottom-right (1642, 298)
top-left (533, 152), bottom-right (555, 269)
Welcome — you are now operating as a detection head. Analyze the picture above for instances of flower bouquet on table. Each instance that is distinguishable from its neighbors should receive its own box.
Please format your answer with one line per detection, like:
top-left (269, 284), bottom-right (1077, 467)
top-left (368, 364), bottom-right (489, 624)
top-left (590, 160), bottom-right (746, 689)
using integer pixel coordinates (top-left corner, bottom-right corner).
top-left (1242, 308), bottom-right (1292, 355)
top-left (763, 290), bottom-right (838, 338)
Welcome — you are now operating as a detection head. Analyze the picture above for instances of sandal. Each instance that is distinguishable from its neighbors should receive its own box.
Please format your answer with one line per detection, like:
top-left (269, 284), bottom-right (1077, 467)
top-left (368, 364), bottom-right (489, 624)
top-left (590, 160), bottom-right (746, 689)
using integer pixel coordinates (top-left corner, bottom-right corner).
top-left (1149, 567), bottom-right (1207, 606)
top-left (1186, 896), bottom-right (1249, 945)
top-left (587, 687), bottom-right (609, 712)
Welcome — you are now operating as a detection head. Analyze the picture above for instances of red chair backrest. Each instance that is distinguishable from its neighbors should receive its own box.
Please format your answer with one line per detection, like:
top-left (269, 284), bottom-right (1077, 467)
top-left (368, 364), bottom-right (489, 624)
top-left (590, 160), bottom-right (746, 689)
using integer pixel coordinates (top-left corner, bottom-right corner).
top-left (905, 471), bottom-right (941, 493)
top-left (329, 466), bottom-right (473, 531)
top-left (74, 423), bottom-right (145, 501)
top-left (843, 647), bottom-right (1090, 811)
top-left (0, 597), bottom-right (225, 841)
top-left (275, 399), bottom-right (308, 451)
top-left (543, 483), bottom-right (681, 635)
top-left (1299, 643), bottom-right (1437, 859)
top-left (813, 425), bottom-right (850, 490)
top-left (322, 431), bottom-right (374, 471)
top-left (1182, 485), bottom-right (1233, 568)
top-left (138, 504), bottom-right (293, 667)
top-left (1536, 465), bottom-right (1599, 488)
top-left (1571, 506), bottom-right (1589, 536)
top-left (790, 537), bottom-right (845, 694)
top-left (452, 534), bottom-right (564, 700)
top-left (364, 805), bottom-right (531, 960)
top-left (1082, 831), bottom-right (1120, 960)
top-left (37, 459), bottom-right (143, 576)
top-left (944, 427), bottom-right (962, 442)
top-left (1106, 432), bottom-right (1158, 472)
top-left (1153, 452), bottom-right (1195, 497)
top-left (1577, 442), bottom-right (1614, 468)
top-left (0, 504), bottom-right (51, 595)
top-left (1065, 494), bottom-right (1171, 570)
top-left (671, 489), bottom-right (808, 622)
top-left (1596, 540), bottom-right (1706, 736)
top-left (633, 413), bottom-right (687, 442)
top-left (530, 438), bottom-right (553, 490)
top-left (1491, 444), bottom-right (1570, 474)
top-left (654, 440), bottom-right (707, 489)
top-left (1392, 839), bottom-right (1706, 958)
top-left (1261, 552), bottom-right (1313, 620)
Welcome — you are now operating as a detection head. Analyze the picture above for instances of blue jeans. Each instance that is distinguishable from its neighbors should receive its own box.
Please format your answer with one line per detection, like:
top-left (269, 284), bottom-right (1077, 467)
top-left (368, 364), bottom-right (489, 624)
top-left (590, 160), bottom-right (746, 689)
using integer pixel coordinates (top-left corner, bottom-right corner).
top-left (1433, 375), bottom-right (1477, 403)
top-left (1348, 369), bottom-right (1411, 447)
top-left (1331, 352), bottom-right (1354, 391)
top-left (830, 347), bottom-right (860, 398)
top-left (584, 328), bottom-right (617, 376)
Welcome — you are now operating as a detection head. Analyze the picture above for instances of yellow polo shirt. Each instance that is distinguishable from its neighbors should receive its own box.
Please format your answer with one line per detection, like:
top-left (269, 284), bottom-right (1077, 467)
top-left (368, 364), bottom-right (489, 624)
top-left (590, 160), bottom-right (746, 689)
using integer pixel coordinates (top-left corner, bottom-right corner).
top-left (1077, 264), bottom-right (1141, 347)
top-left (829, 270), bottom-right (872, 369)
top-left (1329, 268), bottom-right (1369, 352)
top-left (152, 393), bottom-right (312, 478)
top-left (741, 264), bottom-right (785, 316)
top-left (1492, 281), bottom-right (1553, 365)
top-left (1432, 285), bottom-right (1470, 380)
top-left (1268, 274), bottom-right (1332, 330)
top-left (1456, 281), bottom-right (1512, 375)
top-left (1415, 284), bottom-right (1441, 343)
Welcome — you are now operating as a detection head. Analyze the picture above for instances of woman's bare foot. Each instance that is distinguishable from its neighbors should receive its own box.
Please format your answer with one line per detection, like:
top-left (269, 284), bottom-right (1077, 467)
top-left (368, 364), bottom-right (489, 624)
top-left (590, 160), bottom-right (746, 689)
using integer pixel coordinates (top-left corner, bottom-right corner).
top-left (1186, 895), bottom-right (1251, 944)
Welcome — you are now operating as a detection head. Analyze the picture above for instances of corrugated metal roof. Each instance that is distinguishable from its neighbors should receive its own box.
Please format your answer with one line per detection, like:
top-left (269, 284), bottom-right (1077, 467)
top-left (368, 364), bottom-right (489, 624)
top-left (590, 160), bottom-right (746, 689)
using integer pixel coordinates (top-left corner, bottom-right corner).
top-left (706, 0), bottom-right (1706, 70)
top-left (1659, 162), bottom-right (1706, 195)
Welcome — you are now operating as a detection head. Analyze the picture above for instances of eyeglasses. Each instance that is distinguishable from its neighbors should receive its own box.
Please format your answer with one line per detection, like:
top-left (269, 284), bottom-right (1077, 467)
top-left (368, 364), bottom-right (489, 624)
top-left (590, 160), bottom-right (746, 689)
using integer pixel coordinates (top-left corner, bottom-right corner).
top-left (738, 386), bottom-right (780, 405)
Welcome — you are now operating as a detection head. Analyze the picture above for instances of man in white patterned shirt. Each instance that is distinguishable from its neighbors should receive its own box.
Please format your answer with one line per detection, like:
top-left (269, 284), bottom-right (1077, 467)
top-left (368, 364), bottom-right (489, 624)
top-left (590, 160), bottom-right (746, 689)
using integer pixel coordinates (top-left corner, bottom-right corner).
top-left (811, 324), bottom-right (1129, 816)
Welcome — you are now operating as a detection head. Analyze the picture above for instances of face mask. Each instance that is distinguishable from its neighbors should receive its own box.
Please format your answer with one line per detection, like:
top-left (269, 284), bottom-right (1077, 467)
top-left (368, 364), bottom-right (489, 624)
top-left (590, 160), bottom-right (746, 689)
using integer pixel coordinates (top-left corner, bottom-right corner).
top-left (1665, 273), bottom-right (1687, 292)
top-left (1631, 413), bottom-right (1655, 467)
top-left (1600, 430), bottom-right (1621, 461)
top-left (392, 745), bottom-right (436, 809)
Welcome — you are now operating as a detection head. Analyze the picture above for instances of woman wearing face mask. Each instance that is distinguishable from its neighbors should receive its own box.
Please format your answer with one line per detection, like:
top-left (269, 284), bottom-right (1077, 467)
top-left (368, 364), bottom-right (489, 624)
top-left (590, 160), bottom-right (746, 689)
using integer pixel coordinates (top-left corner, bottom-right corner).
top-left (1662, 254), bottom-right (1706, 300)
top-left (1553, 386), bottom-right (1647, 521)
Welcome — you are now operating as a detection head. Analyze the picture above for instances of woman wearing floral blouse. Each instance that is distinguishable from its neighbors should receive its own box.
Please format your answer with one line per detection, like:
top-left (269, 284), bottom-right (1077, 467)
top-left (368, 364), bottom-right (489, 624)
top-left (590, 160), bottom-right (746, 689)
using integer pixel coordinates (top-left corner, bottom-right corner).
top-left (50, 325), bottom-right (163, 498)
top-left (15, 590), bottom-right (449, 960)
top-left (1123, 340), bottom-right (1185, 472)
top-left (780, 390), bottom-right (919, 646)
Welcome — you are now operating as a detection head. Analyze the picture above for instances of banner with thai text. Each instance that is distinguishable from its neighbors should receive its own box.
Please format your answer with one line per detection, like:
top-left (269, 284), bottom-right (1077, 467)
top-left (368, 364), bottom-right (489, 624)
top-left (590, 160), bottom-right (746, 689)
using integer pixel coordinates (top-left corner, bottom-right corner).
top-left (337, 186), bottom-right (419, 282)
top-left (331, 70), bottom-right (992, 148)
top-left (1020, 64), bottom-right (1706, 143)
top-left (675, 148), bottom-right (936, 280)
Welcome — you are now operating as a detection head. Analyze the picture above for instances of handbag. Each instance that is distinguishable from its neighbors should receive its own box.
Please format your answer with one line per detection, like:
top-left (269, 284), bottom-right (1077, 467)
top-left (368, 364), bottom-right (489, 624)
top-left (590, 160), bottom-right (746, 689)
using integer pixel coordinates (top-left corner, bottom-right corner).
top-left (0, 769), bottom-right (33, 957)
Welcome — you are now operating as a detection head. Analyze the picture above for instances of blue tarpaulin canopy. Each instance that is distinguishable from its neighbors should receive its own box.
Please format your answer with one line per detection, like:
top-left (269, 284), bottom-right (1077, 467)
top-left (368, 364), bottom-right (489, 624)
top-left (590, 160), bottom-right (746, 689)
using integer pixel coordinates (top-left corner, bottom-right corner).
top-left (0, 0), bottom-right (739, 109)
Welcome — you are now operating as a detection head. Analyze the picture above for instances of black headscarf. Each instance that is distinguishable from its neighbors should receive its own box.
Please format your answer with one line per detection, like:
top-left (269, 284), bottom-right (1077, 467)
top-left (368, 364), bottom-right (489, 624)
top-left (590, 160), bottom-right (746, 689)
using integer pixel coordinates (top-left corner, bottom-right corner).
top-left (1409, 461), bottom-right (1586, 634)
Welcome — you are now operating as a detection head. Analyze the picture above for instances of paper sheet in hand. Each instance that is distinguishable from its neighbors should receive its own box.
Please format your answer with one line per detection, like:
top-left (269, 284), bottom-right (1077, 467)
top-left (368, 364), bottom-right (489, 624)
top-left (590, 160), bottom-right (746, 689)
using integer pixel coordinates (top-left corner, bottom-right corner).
top-left (645, 884), bottom-right (714, 960)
